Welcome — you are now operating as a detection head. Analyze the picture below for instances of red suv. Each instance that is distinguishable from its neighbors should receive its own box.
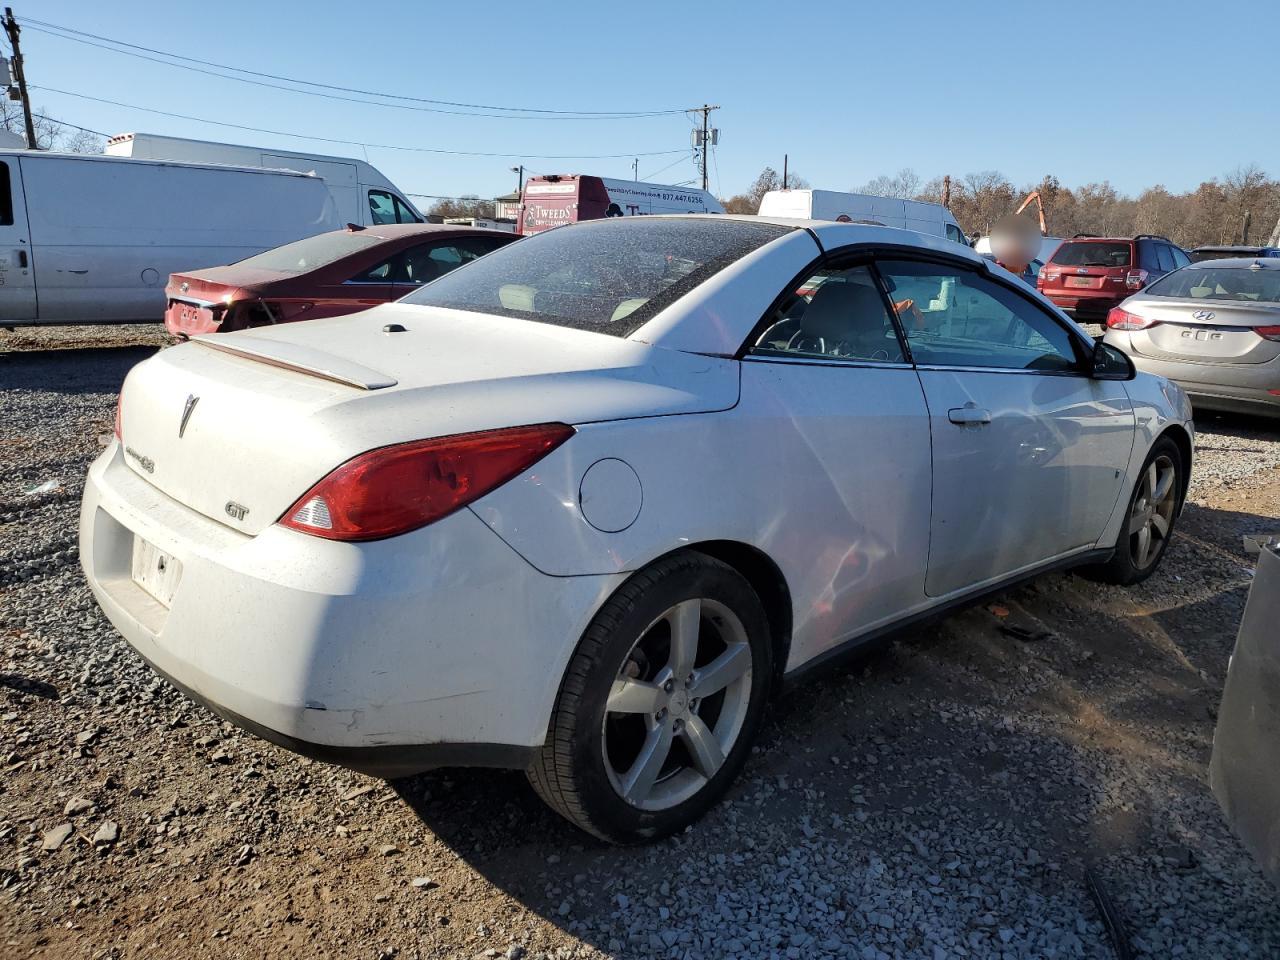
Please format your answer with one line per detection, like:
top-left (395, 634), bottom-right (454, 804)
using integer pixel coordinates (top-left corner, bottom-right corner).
top-left (1037, 235), bottom-right (1190, 320)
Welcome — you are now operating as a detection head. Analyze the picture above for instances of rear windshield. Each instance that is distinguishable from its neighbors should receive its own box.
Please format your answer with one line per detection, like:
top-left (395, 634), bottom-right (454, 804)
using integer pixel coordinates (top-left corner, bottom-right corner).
top-left (400, 217), bottom-right (790, 337)
top-left (1050, 241), bottom-right (1132, 268)
top-left (231, 231), bottom-right (385, 275)
top-left (1189, 248), bottom-right (1269, 263)
top-left (1144, 266), bottom-right (1280, 303)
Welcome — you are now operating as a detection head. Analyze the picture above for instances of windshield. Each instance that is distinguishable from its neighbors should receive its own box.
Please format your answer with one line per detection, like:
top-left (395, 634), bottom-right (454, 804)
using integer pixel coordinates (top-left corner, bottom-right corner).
top-left (231, 232), bottom-right (385, 275)
top-left (1144, 266), bottom-right (1280, 303)
top-left (400, 217), bottom-right (790, 337)
top-left (1050, 241), bottom-right (1131, 268)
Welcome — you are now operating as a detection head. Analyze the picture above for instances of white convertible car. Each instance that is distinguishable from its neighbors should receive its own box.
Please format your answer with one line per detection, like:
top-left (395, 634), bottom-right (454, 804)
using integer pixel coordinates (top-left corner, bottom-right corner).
top-left (82, 216), bottom-right (1193, 842)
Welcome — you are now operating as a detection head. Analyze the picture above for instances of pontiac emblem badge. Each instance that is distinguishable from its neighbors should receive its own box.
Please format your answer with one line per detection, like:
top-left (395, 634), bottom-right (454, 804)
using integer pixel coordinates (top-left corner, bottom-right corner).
top-left (178, 394), bottom-right (199, 438)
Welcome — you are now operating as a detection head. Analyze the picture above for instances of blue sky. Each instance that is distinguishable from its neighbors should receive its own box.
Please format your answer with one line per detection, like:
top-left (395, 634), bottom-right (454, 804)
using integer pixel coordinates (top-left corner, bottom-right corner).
top-left (19, 0), bottom-right (1280, 204)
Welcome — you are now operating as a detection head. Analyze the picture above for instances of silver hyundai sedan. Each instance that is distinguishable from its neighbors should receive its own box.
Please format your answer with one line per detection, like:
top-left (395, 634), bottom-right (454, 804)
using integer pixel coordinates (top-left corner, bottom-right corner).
top-left (1103, 257), bottom-right (1280, 418)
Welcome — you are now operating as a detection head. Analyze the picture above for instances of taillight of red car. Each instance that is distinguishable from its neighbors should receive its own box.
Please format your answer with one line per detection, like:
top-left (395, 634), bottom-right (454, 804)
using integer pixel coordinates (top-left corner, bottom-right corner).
top-left (1124, 268), bottom-right (1149, 290)
top-left (1257, 325), bottom-right (1280, 342)
top-left (279, 423), bottom-right (575, 542)
top-left (1106, 307), bottom-right (1159, 331)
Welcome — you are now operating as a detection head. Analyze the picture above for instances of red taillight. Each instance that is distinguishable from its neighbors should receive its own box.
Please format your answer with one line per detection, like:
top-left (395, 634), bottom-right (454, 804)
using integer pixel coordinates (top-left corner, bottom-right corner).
top-left (1256, 325), bottom-right (1280, 342)
top-left (1040, 270), bottom-right (1060, 284)
top-left (114, 393), bottom-right (123, 440)
top-left (1125, 269), bottom-right (1149, 290)
top-left (279, 423), bottom-right (575, 542)
top-left (1107, 307), bottom-right (1159, 331)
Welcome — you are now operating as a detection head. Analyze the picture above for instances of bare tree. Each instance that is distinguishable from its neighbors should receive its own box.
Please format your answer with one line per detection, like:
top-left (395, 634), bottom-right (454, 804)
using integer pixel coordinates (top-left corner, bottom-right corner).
top-left (427, 196), bottom-right (496, 220)
top-left (0, 100), bottom-right (104, 152)
top-left (855, 168), bottom-right (920, 199)
top-left (721, 166), bottom-right (807, 214)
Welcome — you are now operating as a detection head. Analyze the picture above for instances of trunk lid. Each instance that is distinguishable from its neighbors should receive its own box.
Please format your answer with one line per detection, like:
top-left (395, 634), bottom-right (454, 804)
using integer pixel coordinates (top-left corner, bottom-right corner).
top-left (166, 265), bottom-right (293, 301)
top-left (1125, 298), bottom-right (1280, 364)
top-left (117, 303), bottom-right (739, 535)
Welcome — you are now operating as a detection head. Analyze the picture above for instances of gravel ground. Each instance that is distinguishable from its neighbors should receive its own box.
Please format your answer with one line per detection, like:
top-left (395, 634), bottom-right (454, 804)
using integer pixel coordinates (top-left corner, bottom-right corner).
top-left (3, 325), bottom-right (1280, 959)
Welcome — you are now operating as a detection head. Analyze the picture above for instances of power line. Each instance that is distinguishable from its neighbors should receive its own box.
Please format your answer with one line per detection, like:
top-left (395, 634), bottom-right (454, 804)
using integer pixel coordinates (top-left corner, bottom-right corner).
top-left (31, 85), bottom-right (689, 161)
top-left (24, 18), bottom-right (689, 121)
top-left (31, 112), bottom-right (108, 137)
top-left (640, 152), bottom-right (694, 182)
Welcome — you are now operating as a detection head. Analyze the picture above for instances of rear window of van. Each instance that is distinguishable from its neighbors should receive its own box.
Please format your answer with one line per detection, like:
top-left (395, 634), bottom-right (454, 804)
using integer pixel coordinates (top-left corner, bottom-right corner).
top-left (0, 162), bottom-right (12, 226)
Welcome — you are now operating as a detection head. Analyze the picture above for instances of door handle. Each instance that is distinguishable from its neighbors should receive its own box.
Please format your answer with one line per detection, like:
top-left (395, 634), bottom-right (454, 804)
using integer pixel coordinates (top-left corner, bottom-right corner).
top-left (948, 404), bottom-right (992, 425)
top-left (16, 250), bottom-right (27, 268)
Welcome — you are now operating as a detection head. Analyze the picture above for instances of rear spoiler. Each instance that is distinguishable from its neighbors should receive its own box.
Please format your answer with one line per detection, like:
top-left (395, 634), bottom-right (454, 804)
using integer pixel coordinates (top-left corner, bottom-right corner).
top-left (191, 334), bottom-right (397, 390)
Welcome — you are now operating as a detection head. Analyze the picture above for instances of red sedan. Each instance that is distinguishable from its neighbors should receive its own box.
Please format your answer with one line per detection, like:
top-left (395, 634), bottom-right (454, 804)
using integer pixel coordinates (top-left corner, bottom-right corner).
top-left (164, 223), bottom-right (518, 336)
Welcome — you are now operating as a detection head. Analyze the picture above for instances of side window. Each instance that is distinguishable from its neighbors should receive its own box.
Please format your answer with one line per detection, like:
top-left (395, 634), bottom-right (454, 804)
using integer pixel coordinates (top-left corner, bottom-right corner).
top-left (1171, 246), bottom-right (1191, 269)
top-left (876, 259), bottom-right (1082, 372)
top-left (0, 161), bottom-right (12, 226)
top-left (402, 238), bottom-right (509, 285)
top-left (368, 190), bottom-right (399, 225)
top-left (1156, 244), bottom-right (1176, 273)
top-left (348, 253), bottom-right (405, 284)
top-left (750, 264), bottom-right (906, 364)
top-left (392, 195), bottom-right (421, 223)
top-left (945, 222), bottom-right (967, 245)
top-left (401, 242), bottom-right (487, 285)
top-left (1137, 238), bottom-right (1159, 269)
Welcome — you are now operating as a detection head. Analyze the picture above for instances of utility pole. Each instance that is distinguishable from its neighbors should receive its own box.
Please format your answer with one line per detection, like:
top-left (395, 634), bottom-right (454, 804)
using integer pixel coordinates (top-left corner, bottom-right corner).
top-left (782, 154), bottom-right (788, 190)
top-left (691, 104), bottom-right (719, 192)
top-left (3, 8), bottom-right (36, 150)
top-left (633, 158), bottom-right (638, 181)
top-left (509, 165), bottom-right (523, 195)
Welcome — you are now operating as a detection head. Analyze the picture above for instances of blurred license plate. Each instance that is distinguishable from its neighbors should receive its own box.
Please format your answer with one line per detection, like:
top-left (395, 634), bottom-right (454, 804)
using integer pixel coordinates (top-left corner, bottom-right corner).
top-left (166, 301), bottom-right (214, 332)
top-left (131, 537), bottom-right (181, 608)
top-left (1066, 276), bottom-right (1093, 288)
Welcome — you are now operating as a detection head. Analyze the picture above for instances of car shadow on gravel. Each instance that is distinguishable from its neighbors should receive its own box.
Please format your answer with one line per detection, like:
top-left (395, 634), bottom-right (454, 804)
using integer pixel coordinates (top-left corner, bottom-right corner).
top-left (382, 592), bottom-right (1198, 953)
top-left (380, 507), bottom-right (1280, 954)
top-left (0, 346), bottom-right (160, 394)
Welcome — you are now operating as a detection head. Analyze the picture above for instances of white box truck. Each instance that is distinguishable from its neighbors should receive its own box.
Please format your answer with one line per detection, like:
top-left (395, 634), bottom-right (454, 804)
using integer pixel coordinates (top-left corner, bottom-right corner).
top-left (518, 174), bottom-right (724, 235)
top-left (0, 150), bottom-right (340, 326)
top-left (758, 189), bottom-right (968, 245)
top-left (106, 133), bottom-right (423, 228)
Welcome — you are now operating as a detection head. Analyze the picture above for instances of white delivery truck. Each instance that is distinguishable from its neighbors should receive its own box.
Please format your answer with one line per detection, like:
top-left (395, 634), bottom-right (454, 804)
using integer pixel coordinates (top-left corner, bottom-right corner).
top-left (519, 174), bottom-right (724, 234)
top-left (0, 150), bottom-right (340, 326)
top-left (758, 189), bottom-right (968, 245)
top-left (106, 132), bottom-right (423, 228)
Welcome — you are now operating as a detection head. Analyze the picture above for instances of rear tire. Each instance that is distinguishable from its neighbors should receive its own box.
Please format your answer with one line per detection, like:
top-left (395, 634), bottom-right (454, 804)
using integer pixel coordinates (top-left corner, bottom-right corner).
top-left (1080, 436), bottom-right (1183, 585)
top-left (528, 552), bottom-right (772, 844)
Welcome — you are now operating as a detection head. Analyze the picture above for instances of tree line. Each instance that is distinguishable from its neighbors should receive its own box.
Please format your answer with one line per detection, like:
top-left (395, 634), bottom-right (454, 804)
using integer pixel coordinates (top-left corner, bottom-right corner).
top-left (723, 165), bottom-right (1280, 249)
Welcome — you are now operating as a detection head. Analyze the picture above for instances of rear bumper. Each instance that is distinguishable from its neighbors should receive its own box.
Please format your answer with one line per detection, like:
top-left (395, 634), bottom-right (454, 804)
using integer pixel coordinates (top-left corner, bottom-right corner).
top-left (80, 443), bottom-right (620, 776)
top-left (1044, 291), bottom-right (1126, 319)
top-left (1109, 343), bottom-right (1280, 418)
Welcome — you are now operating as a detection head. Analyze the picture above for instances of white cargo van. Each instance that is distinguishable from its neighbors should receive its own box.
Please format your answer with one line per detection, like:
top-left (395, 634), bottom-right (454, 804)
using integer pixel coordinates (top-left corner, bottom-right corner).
top-left (758, 189), bottom-right (968, 245)
top-left (106, 133), bottom-right (423, 228)
top-left (0, 150), bottom-right (340, 326)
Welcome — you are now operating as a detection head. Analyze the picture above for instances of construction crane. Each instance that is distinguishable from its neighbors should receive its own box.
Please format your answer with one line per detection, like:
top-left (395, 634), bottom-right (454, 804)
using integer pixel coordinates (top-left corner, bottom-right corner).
top-left (1014, 191), bottom-right (1048, 236)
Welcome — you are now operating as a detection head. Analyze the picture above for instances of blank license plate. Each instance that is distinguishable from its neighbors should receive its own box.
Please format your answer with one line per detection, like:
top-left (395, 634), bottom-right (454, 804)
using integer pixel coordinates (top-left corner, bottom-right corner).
top-left (1066, 276), bottom-right (1094, 288)
top-left (131, 537), bottom-right (182, 608)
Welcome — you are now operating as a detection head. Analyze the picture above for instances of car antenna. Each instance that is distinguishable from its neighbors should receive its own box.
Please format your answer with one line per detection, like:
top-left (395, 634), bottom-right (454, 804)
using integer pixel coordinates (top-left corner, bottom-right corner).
top-left (346, 222), bottom-right (365, 232)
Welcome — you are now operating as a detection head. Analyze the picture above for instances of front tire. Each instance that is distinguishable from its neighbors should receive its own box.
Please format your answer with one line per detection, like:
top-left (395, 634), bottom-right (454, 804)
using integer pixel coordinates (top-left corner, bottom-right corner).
top-left (1082, 435), bottom-right (1183, 585)
top-left (528, 552), bottom-right (773, 843)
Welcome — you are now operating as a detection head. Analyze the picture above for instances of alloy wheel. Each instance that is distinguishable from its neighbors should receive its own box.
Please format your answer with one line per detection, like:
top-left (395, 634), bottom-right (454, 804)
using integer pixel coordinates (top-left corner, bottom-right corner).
top-left (601, 598), bottom-right (754, 811)
top-left (1127, 454), bottom-right (1177, 570)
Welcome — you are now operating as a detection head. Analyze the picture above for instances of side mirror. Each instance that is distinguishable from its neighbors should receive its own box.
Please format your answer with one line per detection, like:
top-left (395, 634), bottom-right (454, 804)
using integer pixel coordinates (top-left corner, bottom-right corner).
top-left (1091, 340), bottom-right (1136, 381)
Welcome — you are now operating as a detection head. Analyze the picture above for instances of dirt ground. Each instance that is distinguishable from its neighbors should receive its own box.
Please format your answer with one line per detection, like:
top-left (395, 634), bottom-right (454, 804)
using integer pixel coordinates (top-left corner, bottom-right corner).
top-left (3, 329), bottom-right (1280, 959)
